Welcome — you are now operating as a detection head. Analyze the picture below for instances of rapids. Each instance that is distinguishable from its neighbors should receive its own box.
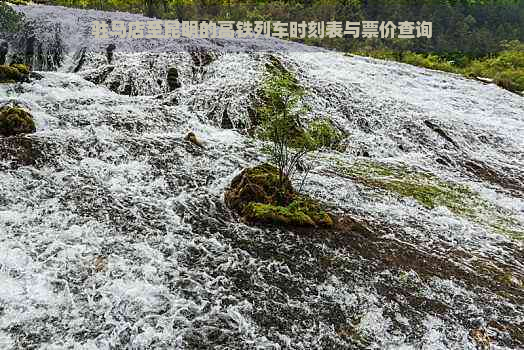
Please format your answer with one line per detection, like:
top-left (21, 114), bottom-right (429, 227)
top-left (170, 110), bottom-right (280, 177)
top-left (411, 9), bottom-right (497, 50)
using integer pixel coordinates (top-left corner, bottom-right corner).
top-left (0, 4), bottom-right (523, 349)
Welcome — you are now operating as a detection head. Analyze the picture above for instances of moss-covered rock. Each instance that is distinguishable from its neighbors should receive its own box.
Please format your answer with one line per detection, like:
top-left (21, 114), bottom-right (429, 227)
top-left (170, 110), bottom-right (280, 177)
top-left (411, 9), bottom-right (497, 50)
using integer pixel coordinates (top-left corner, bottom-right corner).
top-left (10, 63), bottom-right (30, 75)
top-left (0, 106), bottom-right (36, 136)
top-left (225, 163), bottom-right (294, 211)
top-left (0, 64), bottom-right (30, 83)
top-left (308, 118), bottom-right (345, 150)
top-left (225, 163), bottom-right (333, 228)
top-left (242, 195), bottom-right (334, 228)
top-left (0, 65), bottom-right (22, 82)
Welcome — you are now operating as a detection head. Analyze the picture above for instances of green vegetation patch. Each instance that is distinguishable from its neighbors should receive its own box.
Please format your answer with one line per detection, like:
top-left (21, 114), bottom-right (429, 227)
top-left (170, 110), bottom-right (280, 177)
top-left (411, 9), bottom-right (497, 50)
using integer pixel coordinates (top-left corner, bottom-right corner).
top-left (0, 105), bottom-right (36, 137)
top-left (225, 163), bottom-right (334, 228)
top-left (337, 159), bottom-right (523, 239)
top-left (352, 46), bottom-right (524, 95)
top-left (0, 64), bottom-right (30, 84)
top-left (307, 118), bottom-right (344, 150)
top-left (242, 195), bottom-right (333, 228)
top-left (343, 160), bottom-right (476, 215)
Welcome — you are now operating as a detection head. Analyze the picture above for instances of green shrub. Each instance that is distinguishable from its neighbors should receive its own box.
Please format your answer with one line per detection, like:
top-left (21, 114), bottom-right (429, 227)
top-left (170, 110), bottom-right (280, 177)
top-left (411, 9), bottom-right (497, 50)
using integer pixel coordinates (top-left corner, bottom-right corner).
top-left (257, 56), bottom-right (316, 188)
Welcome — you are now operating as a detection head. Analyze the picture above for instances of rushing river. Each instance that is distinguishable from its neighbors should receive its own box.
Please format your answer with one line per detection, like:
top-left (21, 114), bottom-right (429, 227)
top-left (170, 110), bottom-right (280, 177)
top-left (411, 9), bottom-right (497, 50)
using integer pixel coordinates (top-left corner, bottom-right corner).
top-left (0, 4), bottom-right (523, 349)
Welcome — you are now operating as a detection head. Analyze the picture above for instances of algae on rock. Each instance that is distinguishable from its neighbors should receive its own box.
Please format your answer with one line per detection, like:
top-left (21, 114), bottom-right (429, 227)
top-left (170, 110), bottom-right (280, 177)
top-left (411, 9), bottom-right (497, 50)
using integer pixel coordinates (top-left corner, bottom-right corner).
top-left (0, 64), bottom-right (30, 83)
top-left (0, 105), bottom-right (36, 136)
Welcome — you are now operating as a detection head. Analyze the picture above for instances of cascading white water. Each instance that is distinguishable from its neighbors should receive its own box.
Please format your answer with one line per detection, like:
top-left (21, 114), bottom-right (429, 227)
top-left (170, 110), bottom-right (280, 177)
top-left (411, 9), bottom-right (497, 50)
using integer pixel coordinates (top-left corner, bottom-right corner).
top-left (0, 4), bottom-right (523, 350)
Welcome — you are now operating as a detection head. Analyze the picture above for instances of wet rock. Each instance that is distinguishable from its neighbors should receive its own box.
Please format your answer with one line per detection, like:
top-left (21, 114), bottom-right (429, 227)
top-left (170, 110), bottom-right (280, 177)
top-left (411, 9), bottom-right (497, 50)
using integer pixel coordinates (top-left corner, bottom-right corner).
top-left (0, 41), bottom-right (8, 65)
top-left (190, 49), bottom-right (214, 67)
top-left (94, 256), bottom-right (108, 272)
top-left (462, 159), bottom-right (524, 196)
top-left (184, 132), bottom-right (204, 148)
top-left (220, 106), bottom-right (233, 129)
top-left (436, 154), bottom-right (453, 167)
top-left (424, 120), bottom-right (458, 148)
top-left (470, 328), bottom-right (490, 350)
top-left (356, 117), bottom-right (372, 133)
top-left (0, 105), bottom-right (36, 136)
top-left (73, 47), bottom-right (87, 73)
top-left (106, 43), bottom-right (116, 64)
top-left (29, 71), bottom-right (44, 80)
top-left (166, 66), bottom-right (181, 90)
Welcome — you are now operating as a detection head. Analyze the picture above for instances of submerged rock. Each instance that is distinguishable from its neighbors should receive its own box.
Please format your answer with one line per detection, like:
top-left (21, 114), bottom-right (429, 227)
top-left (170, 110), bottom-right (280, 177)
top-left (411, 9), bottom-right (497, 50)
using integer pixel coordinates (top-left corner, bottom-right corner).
top-left (190, 49), bottom-right (214, 67)
top-left (184, 132), bottom-right (204, 148)
top-left (0, 105), bottom-right (36, 136)
top-left (0, 135), bottom-right (37, 168)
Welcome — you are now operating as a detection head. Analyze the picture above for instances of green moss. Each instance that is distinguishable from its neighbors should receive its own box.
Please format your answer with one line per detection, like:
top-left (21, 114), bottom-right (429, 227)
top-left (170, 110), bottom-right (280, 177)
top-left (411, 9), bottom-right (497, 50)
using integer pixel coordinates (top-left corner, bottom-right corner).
top-left (9, 63), bottom-right (30, 75)
top-left (287, 196), bottom-right (334, 227)
top-left (340, 160), bottom-right (476, 214)
top-left (495, 271), bottom-right (523, 288)
top-left (0, 106), bottom-right (36, 136)
top-left (0, 64), bottom-right (30, 83)
top-left (337, 160), bottom-right (523, 239)
top-left (307, 119), bottom-right (344, 150)
top-left (242, 195), bottom-right (333, 228)
top-left (243, 202), bottom-right (315, 226)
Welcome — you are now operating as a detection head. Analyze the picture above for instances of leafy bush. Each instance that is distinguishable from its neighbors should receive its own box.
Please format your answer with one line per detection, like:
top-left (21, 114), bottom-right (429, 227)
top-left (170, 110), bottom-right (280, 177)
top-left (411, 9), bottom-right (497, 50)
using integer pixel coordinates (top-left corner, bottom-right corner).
top-left (257, 56), bottom-right (316, 189)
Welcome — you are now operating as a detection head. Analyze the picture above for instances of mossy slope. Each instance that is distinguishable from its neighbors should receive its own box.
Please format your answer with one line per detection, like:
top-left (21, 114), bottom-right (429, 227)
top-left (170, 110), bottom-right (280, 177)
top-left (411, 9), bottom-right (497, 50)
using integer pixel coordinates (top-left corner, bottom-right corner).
top-left (337, 160), bottom-right (523, 239)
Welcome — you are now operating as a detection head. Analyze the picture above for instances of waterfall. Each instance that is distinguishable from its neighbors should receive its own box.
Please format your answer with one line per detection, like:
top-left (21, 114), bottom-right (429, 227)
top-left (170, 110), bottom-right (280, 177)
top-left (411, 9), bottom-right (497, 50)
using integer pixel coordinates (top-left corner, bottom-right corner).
top-left (0, 4), bottom-right (523, 350)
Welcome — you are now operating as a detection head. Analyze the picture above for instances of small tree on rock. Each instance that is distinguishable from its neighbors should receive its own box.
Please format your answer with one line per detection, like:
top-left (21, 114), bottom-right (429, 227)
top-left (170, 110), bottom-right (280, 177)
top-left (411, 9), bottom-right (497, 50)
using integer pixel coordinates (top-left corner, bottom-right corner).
top-left (256, 62), bottom-right (316, 192)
